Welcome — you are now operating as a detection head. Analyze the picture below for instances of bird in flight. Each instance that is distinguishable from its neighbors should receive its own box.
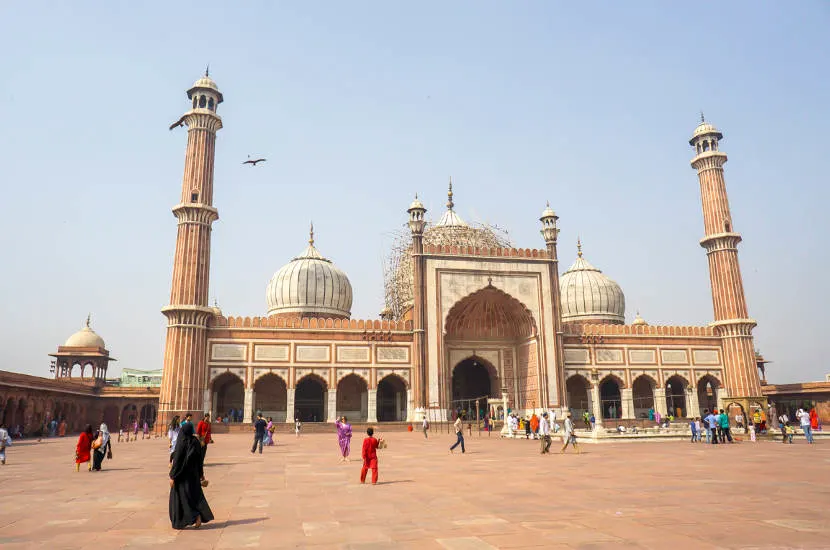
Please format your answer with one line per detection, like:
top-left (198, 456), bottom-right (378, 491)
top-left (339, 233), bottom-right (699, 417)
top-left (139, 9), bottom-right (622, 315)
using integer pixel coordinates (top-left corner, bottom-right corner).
top-left (243, 155), bottom-right (267, 166)
top-left (168, 116), bottom-right (186, 131)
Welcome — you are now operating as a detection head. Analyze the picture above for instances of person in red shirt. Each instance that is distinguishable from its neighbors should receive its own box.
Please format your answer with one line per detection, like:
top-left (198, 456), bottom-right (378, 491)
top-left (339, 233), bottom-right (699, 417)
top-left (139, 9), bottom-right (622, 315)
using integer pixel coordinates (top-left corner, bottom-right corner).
top-left (196, 413), bottom-right (213, 462)
top-left (360, 427), bottom-right (382, 485)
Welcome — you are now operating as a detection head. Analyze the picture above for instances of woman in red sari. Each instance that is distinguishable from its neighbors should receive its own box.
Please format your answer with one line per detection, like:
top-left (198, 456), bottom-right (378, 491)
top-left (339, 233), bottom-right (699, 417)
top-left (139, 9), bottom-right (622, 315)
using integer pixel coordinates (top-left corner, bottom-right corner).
top-left (75, 424), bottom-right (93, 472)
top-left (810, 407), bottom-right (819, 430)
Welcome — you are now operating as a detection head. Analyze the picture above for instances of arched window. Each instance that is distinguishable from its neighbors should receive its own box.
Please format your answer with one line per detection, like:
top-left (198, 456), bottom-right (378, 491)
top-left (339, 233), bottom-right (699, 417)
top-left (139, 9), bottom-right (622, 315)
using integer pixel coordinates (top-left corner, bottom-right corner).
top-left (199, 95), bottom-right (206, 108)
top-left (191, 191), bottom-right (199, 202)
top-left (702, 141), bottom-right (710, 152)
top-left (724, 220), bottom-right (731, 232)
top-left (208, 97), bottom-right (214, 111)
top-left (192, 97), bottom-right (197, 108)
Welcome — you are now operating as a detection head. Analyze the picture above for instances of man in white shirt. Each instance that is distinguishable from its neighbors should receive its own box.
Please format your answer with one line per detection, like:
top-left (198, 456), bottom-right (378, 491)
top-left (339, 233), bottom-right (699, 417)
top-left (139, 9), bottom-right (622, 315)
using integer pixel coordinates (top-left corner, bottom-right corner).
top-left (450, 416), bottom-right (465, 453)
top-left (797, 408), bottom-right (814, 444)
top-left (422, 417), bottom-right (429, 439)
top-left (539, 412), bottom-right (552, 454)
top-left (0, 422), bottom-right (9, 465)
top-left (560, 412), bottom-right (580, 454)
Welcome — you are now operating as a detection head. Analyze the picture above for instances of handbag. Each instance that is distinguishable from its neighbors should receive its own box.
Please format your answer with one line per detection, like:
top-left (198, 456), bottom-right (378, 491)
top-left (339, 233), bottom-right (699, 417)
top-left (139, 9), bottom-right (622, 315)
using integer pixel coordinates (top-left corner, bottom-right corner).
top-left (92, 435), bottom-right (103, 450)
top-left (106, 444), bottom-right (113, 460)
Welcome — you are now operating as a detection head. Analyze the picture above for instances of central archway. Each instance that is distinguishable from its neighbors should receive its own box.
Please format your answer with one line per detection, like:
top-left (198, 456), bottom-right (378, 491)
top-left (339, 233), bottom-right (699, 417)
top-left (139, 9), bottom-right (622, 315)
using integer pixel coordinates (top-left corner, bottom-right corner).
top-left (295, 375), bottom-right (327, 422)
top-left (451, 358), bottom-right (494, 420)
top-left (665, 375), bottom-right (688, 418)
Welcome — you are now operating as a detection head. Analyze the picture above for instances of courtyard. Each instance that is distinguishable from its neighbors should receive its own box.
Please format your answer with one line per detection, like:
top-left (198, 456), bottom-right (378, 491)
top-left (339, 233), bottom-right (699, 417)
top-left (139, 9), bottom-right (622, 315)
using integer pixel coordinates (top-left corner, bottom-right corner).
top-left (1, 430), bottom-right (828, 549)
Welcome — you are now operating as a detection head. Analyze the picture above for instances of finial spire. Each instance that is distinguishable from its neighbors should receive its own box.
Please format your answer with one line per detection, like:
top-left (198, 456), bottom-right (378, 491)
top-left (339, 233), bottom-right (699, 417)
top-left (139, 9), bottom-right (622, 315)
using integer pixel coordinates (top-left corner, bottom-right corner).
top-left (309, 222), bottom-right (315, 246)
top-left (546, 200), bottom-right (550, 208)
top-left (447, 177), bottom-right (454, 210)
top-left (85, 313), bottom-right (91, 328)
top-left (205, 64), bottom-right (210, 77)
top-left (700, 110), bottom-right (705, 123)
top-left (577, 237), bottom-right (583, 258)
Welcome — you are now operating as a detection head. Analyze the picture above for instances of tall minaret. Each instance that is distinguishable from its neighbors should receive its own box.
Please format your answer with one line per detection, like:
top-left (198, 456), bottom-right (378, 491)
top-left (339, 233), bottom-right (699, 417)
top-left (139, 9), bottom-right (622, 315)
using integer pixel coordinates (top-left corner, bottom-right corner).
top-left (158, 71), bottom-right (223, 429)
top-left (407, 194), bottom-right (427, 419)
top-left (689, 116), bottom-right (763, 406)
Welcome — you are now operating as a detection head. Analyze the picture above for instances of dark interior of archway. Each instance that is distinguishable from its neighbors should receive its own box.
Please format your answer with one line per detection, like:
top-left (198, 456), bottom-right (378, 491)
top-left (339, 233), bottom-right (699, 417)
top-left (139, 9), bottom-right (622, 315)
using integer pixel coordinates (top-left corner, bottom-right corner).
top-left (566, 377), bottom-right (590, 412)
top-left (452, 359), bottom-right (492, 418)
top-left (665, 376), bottom-right (687, 417)
top-left (632, 377), bottom-right (655, 418)
top-left (697, 377), bottom-right (718, 415)
top-left (600, 379), bottom-right (622, 419)
top-left (215, 375), bottom-right (244, 420)
top-left (336, 375), bottom-right (367, 420)
top-left (295, 377), bottom-right (326, 422)
top-left (255, 375), bottom-right (287, 418)
top-left (377, 376), bottom-right (407, 422)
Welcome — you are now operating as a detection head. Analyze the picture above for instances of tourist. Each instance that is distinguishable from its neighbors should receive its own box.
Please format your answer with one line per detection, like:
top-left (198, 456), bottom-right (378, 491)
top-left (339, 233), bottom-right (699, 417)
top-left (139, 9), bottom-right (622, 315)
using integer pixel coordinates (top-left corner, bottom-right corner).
top-left (264, 417), bottom-right (274, 446)
top-left (748, 421), bottom-right (756, 442)
top-left (359, 427), bottom-right (381, 485)
top-left (223, 415), bottom-right (229, 426)
top-left (58, 419), bottom-right (67, 437)
top-left (689, 417), bottom-right (698, 443)
top-left (582, 411), bottom-right (591, 430)
top-left (508, 414), bottom-right (518, 438)
top-left (590, 414), bottom-right (596, 431)
top-left (530, 413), bottom-right (539, 440)
top-left (785, 423), bottom-right (795, 443)
top-left (423, 416), bottom-right (430, 439)
top-left (169, 422), bottom-right (214, 529)
top-left (810, 406), bottom-right (819, 431)
top-left (196, 414), bottom-right (213, 461)
top-left (142, 420), bottom-right (149, 440)
top-left (703, 409), bottom-right (718, 445)
top-left (295, 418), bottom-right (302, 437)
top-left (524, 416), bottom-right (532, 439)
top-left (560, 412), bottom-right (580, 454)
top-left (450, 415), bottom-right (465, 454)
top-left (0, 423), bottom-right (10, 465)
top-left (694, 417), bottom-right (703, 443)
top-left (336, 416), bottom-right (352, 462)
top-left (719, 409), bottom-right (733, 443)
top-left (735, 411), bottom-right (744, 429)
top-left (654, 410), bottom-right (661, 426)
top-left (648, 408), bottom-right (654, 422)
top-left (182, 413), bottom-right (193, 427)
top-left (778, 412), bottom-right (789, 443)
top-left (483, 414), bottom-right (490, 436)
top-left (796, 408), bottom-right (813, 444)
top-left (92, 423), bottom-right (112, 471)
top-left (118, 427), bottom-right (123, 442)
top-left (75, 424), bottom-right (94, 472)
top-left (539, 412), bottom-right (552, 454)
top-left (227, 408), bottom-right (234, 423)
top-left (132, 419), bottom-right (139, 440)
top-left (168, 415), bottom-right (181, 463)
top-left (251, 412), bottom-right (267, 454)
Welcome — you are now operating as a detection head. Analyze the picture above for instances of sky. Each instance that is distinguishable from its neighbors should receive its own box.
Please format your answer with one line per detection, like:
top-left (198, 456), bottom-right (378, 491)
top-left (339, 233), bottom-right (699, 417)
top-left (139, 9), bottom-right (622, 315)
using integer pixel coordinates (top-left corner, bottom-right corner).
top-left (0, 2), bottom-right (827, 384)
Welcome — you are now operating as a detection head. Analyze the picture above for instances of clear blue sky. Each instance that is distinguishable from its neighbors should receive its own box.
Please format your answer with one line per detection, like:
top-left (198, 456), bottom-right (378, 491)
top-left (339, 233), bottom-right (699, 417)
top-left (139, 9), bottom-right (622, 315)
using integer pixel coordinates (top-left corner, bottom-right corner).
top-left (1, 3), bottom-right (827, 383)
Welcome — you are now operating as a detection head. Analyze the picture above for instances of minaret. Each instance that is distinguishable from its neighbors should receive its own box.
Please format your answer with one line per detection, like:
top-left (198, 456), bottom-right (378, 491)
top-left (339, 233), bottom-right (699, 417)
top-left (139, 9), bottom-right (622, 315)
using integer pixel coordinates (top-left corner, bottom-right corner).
top-left (540, 203), bottom-right (566, 410)
top-left (407, 194), bottom-right (427, 419)
top-left (689, 115), bottom-right (763, 406)
top-left (158, 70), bottom-right (223, 430)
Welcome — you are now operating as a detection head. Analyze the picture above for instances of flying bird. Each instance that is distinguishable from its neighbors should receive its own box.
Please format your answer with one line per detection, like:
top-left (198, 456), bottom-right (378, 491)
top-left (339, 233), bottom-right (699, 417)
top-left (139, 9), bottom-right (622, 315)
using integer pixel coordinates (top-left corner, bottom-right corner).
top-left (169, 116), bottom-right (186, 131)
top-left (243, 155), bottom-right (267, 166)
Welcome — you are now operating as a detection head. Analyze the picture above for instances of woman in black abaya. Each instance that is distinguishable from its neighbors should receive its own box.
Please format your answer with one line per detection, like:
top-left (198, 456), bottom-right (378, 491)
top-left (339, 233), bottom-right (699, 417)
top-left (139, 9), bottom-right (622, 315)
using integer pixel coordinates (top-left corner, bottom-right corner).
top-left (169, 421), bottom-right (214, 529)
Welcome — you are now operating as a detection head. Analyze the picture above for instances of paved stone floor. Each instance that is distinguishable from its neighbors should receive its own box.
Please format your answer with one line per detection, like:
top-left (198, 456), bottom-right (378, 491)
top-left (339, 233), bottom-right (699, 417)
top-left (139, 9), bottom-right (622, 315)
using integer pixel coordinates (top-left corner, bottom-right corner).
top-left (1, 429), bottom-right (829, 549)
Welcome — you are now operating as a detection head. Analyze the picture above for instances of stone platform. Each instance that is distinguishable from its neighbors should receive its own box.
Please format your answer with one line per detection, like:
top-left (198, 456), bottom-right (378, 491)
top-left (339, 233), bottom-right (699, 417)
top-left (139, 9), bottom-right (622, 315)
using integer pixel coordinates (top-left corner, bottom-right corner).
top-left (1, 431), bottom-right (828, 549)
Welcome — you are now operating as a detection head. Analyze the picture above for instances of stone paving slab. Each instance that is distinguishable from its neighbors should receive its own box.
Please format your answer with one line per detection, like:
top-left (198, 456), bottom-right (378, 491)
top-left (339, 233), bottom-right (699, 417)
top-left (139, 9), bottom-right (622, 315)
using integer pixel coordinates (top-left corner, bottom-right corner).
top-left (0, 431), bottom-right (828, 548)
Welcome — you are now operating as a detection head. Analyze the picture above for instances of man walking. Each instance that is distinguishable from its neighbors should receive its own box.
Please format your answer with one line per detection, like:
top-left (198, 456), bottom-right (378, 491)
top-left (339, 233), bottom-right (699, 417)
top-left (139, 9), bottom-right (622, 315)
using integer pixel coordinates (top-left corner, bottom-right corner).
top-left (719, 409), bottom-right (733, 443)
top-left (539, 412), bottom-right (552, 454)
top-left (450, 415), bottom-right (465, 454)
top-left (797, 408), bottom-right (814, 444)
top-left (422, 417), bottom-right (429, 439)
top-left (704, 409), bottom-right (718, 444)
top-left (196, 413), bottom-right (213, 462)
top-left (778, 412), bottom-right (789, 444)
top-left (560, 412), bottom-right (580, 454)
top-left (251, 412), bottom-right (267, 454)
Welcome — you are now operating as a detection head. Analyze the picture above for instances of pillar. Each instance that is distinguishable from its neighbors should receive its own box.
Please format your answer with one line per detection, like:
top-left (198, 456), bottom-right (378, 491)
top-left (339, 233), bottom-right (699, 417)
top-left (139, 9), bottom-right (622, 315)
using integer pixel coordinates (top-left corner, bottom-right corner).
top-left (620, 388), bottom-right (634, 420)
top-left (327, 390), bottom-right (338, 422)
top-left (202, 389), bottom-right (211, 416)
top-left (406, 389), bottom-right (414, 422)
top-left (686, 387), bottom-right (700, 418)
top-left (589, 384), bottom-right (603, 427)
top-left (243, 388), bottom-right (253, 423)
top-left (653, 387), bottom-right (668, 417)
top-left (286, 388), bottom-right (295, 423)
top-left (367, 388), bottom-right (378, 423)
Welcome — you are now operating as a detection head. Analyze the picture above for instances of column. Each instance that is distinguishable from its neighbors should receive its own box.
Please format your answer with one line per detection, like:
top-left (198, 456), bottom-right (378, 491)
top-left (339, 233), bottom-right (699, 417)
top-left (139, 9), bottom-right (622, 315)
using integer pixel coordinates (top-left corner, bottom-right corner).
top-left (589, 384), bottom-right (603, 428)
top-left (715, 387), bottom-right (728, 412)
top-left (202, 389), bottom-right (212, 416)
top-left (243, 388), bottom-right (254, 423)
top-left (367, 388), bottom-right (378, 423)
top-left (653, 387), bottom-right (668, 416)
top-left (406, 389), bottom-right (414, 422)
top-left (686, 387), bottom-right (700, 418)
top-left (285, 388), bottom-right (295, 423)
top-left (620, 388), bottom-right (634, 420)
top-left (326, 390), bottom-right (338, 422)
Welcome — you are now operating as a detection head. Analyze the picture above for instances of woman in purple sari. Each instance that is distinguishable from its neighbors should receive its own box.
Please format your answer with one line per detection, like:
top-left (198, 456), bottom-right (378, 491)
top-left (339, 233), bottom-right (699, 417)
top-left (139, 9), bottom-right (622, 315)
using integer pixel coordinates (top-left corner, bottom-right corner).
top-left (336, 416), bottom-right (352, 463)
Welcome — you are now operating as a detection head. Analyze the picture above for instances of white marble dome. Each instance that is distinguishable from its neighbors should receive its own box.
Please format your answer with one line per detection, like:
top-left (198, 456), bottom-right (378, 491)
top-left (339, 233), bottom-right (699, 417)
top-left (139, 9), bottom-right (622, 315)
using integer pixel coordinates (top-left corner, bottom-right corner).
top-left (560, 244), bottom-right (625, 324)
top-left (64, 318), bottom-right (106, 348)
top-left (266, 229), bottom-right (353, 318)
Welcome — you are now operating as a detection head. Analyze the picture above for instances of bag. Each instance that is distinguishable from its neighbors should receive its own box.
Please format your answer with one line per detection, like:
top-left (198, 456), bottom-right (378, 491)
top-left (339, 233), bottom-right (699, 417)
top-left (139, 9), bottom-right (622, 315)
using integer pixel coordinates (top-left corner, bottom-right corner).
top-left (424, 420), bottom-right (429, 429)
top-left (92, 435), bottom-right (103, 450)
top-left (107, 446), bottom-right (113, 460)
top-left (378, 439), bottom-right (388, 450)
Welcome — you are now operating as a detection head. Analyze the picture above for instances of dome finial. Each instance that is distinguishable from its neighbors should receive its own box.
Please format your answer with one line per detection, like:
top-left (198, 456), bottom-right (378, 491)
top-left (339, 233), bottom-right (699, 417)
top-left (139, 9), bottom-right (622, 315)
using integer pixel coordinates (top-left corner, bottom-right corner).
top-left (309, 221), bottom-right (315, 246)
top-left (577, 237), bottom-right (583, 258)
top-left (700, 110), bottom-right (705, 123)
top-left (85, 313), bottom-right (91, 328)
top-left (205, 64), bottom-right (210, 77)
top-left (447, 177), bottom-right (454, 210)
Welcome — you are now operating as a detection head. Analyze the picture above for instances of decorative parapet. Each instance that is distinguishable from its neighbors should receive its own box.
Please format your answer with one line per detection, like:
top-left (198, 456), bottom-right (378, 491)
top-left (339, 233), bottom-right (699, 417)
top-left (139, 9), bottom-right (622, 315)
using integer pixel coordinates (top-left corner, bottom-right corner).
top-left (564, 323), bottom-right (716, 337)
top-left (211, 316), bottom-right (413, 331)
top-left (422, 244), bottom-right (549, 259)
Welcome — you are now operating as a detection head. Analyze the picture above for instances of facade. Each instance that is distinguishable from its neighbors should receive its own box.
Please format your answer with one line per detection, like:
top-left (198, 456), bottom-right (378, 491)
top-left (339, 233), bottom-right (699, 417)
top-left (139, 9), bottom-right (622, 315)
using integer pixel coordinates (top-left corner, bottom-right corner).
top-left (158, 75), bottom-right (772, 429)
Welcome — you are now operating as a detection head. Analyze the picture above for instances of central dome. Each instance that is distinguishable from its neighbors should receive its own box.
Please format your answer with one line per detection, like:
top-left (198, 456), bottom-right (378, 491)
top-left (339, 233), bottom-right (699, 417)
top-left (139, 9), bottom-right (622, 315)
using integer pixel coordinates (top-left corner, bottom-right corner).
top-left (560, 241), bottom-right (625, 324)
top-left (266, 226), bottom-right (353, 319)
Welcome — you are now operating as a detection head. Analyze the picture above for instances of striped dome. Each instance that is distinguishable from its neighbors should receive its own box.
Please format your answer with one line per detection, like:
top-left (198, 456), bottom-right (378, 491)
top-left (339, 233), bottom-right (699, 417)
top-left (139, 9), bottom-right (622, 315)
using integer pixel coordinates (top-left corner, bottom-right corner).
top-left (265, 229), bottom-right (352, 319)
top-left (560, 244), bottom-right (625, 324)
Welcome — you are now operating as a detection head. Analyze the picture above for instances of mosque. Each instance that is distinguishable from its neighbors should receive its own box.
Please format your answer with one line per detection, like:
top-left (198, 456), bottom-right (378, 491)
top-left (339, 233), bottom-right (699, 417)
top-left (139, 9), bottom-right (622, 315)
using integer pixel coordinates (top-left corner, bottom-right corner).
top-left (157, 72), bottom-right (770, 430)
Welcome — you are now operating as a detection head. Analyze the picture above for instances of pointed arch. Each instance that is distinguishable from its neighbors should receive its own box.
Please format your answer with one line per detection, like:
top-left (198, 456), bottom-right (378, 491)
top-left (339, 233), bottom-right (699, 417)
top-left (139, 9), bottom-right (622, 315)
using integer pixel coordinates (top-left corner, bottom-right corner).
top-left (445, 286), bottom-right (537, 340)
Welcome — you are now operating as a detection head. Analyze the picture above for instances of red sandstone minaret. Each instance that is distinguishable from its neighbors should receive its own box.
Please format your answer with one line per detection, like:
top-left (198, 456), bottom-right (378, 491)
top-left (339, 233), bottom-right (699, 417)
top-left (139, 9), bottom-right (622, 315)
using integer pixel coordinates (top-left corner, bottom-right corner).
top-left (157, 71), bottom-right (223, 429)
top-left (689, 116), bottom-right (763, 407)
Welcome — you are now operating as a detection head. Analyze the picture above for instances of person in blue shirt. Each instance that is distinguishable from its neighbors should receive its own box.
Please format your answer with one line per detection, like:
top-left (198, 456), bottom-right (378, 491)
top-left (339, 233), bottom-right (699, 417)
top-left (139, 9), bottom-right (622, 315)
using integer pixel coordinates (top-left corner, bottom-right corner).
top-left (704, 409), bottom-right (718, 444)
top-left (689, 418), bottom-right (698, 443)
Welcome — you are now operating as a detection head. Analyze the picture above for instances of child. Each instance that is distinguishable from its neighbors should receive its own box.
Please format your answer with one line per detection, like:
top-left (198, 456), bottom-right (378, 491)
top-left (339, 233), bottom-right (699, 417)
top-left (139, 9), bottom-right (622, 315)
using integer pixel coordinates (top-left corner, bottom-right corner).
top-left (118, 428), bottom-right (124, 443)
top-left (694, 417), bottom-right (703, 442)
top-left (295, 419), bottom-right (301, 438)
top-left (360, 427), bottom-right (381, 485)
top-left (748, 421), bottom-right (756, 442)
top-left (689, 418), bottom-right (698, 443)
top-left (785, 424), bottom-right (795, 444)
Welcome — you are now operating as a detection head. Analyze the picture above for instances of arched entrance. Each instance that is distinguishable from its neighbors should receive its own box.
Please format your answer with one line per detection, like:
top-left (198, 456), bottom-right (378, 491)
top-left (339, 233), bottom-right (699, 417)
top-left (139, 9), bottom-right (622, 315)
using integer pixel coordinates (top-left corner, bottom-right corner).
top-left (697, 375), bottom-right (719, 416)
top-left (599, 377), bottom-right (622, 419)
top-left (566, 375), bottom-right (590, 418)
top-left (254, 374), bottom-right (288, 422)
top-left (451, 358), bottom-right (494, 420)
top-left (214, 373), bottom-right (244, 422)
top-left (665, 375), bottom-right (687, 418)
top-left (336, 374), bottom-right (368, 422)
top-left (377, 375), bottom-right (407, 422)
top-left (103, 405), bottom-right (119, 429)
top-left (121, 404), bottom-right (138, 428)
top-left (295, 375), bottom-right (327, 422)
top-left (632, 375), bottom-right (655, 419)
top-left (139, 404), bottom-right (156, 428)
